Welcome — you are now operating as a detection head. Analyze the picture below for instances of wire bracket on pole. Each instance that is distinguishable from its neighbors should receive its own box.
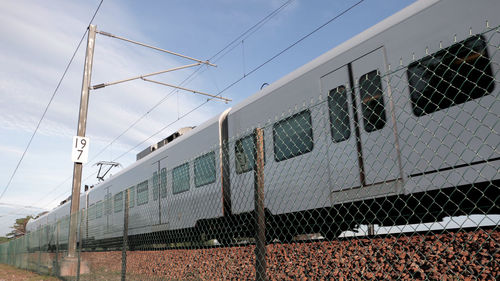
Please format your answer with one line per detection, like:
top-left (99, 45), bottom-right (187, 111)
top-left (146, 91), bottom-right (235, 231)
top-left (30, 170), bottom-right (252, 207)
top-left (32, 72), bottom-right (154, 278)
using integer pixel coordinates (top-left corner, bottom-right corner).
top-left (96, 30), bottom-right (216, 67)
top-left (142, 77), bottom-right (231, 103)
top-left (90, 63), bottom-right (202, 90)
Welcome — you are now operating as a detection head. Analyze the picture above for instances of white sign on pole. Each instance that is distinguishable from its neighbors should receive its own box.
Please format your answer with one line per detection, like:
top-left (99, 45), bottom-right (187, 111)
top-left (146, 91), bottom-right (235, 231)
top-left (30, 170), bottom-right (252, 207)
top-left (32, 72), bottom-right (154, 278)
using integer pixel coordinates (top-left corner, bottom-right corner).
top-left (72, 136), bottom-right (90, 164)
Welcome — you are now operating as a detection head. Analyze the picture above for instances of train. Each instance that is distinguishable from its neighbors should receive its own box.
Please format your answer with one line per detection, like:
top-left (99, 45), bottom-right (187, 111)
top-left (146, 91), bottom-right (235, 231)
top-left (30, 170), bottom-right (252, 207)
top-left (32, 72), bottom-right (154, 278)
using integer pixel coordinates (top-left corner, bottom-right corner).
top-left (26, 0), bottom-right (500, 249)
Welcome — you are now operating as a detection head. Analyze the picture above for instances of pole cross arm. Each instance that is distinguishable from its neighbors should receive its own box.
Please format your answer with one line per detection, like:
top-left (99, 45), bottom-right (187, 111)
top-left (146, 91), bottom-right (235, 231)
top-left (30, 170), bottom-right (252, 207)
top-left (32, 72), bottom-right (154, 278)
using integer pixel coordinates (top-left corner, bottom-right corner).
top-left (97, 30), bottom-right (216, 67)
top-left (142, 77), bottom-right (231, 103)
top-left (90, 63), bottom-right (202, 90)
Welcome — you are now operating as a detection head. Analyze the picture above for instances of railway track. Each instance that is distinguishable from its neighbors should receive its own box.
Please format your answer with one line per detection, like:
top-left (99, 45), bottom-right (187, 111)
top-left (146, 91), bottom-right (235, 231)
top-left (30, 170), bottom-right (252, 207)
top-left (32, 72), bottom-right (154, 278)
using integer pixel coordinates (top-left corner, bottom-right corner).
top-left (64, 226), bottom-right (499, 280)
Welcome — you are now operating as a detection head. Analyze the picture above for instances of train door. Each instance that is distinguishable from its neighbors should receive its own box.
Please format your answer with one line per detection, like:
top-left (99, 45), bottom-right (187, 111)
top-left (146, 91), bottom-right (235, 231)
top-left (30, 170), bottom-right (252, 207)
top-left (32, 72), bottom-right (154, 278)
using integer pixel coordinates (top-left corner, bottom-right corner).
top-left (151, 162), bottom-right (161, 226)
top-left (85, 192), bottom-right (89, 240)
top-left (351, 48), bottom-right (402, 186)
top-left (151, 156), bottom-right (167, 226)
top-left (322, 48), bottom-right (402, 202)
top-left (320, 65), bottom-right (361, 192)
top-left (104, 186), bottom-right (111, 236)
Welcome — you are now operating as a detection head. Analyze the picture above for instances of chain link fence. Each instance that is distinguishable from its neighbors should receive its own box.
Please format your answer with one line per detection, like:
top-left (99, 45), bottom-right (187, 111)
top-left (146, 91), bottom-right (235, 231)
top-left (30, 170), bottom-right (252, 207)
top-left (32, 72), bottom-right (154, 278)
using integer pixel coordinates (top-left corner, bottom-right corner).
top-left (1, 26), bottom-right (499, 280)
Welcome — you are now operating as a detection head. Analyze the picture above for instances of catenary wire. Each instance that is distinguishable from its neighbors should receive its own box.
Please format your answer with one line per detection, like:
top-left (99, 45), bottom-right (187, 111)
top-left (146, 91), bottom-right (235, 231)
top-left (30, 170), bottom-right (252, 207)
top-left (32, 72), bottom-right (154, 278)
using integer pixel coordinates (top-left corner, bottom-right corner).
top-left (0, 1), bottom-right (105, 218)
top-left (29, 0), bottom-right (363, 211)
top-left (22, 0), bottom-right (297, 210)
top-left (111, 0), bottom-right (365, 163)
top-left (82, 0), bottom-right (296, 169)
top-left (0, 0), bottom-right (105, 202)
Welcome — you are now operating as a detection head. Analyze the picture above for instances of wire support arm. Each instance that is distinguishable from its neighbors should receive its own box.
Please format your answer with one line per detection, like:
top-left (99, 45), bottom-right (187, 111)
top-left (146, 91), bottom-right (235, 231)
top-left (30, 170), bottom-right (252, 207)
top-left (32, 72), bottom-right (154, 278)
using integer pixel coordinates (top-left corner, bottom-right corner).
top-left (142, 77), bottom-right (231, 103)
top-left (97, 30), bottom-right (216, 67)
top-left (90, 63), bottom-right (202, 90)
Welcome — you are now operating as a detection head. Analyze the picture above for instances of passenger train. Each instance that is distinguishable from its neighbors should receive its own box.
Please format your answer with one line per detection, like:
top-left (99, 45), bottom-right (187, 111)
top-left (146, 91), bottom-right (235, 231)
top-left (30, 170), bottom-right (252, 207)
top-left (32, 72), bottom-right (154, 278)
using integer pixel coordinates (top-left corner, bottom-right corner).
top-left (26, 0), bottom-right (500, 248)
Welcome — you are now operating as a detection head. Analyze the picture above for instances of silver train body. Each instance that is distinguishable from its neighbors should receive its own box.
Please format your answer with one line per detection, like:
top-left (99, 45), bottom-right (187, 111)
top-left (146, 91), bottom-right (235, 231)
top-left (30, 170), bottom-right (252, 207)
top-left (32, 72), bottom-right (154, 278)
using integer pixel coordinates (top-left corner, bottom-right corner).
top-left (27, 0), bottom-right (500, 247)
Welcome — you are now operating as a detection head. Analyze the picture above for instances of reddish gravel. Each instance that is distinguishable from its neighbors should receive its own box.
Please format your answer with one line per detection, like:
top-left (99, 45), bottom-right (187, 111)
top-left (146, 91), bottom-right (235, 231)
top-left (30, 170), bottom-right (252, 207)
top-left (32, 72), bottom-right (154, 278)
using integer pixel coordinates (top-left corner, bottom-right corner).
top-left (79, 229), bottom-right (499, 280)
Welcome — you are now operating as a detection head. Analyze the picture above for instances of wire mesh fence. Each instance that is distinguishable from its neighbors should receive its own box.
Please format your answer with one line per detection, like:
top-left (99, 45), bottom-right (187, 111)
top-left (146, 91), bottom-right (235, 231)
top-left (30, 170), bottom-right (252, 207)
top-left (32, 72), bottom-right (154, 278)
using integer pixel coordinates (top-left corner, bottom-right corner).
top-left (1, 25), bottom-right (499, 280)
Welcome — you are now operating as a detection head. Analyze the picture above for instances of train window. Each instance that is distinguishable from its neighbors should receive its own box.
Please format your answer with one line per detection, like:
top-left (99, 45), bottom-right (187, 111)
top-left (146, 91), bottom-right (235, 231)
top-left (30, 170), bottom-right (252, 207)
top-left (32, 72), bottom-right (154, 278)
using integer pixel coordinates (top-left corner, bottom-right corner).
top-left (160, 168), bottom-right (167, 198)
top-left (328, 85), bottom-right (351, 142)
top-left (137, 180), bottom-right (149, 206)
top-left (235, 133), bottom-right (266, 174)
top-left (173, 163), bottom-right (190, 194)
top-left (407, 35), bottom-right (494, 116)
top-left (273, 110), bottom-right (313, 162)
top-left (96, 201), bottom-right (103, 218)
top-left (195, 151), bottom-right (216, 187)
top-left (127, 186), bottom-right (135, 208)
top-left (359, 70), bottom-right (387, 132)
top-left (153, 171), bottom-right (159, 201)
top-left (114, 192), bottom-right (123, 213)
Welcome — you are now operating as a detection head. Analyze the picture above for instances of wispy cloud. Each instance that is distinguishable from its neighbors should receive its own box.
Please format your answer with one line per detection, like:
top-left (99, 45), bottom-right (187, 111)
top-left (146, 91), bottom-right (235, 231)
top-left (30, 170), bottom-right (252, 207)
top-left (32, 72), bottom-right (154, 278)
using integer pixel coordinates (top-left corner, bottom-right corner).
top-left (0, 0), bottom-right (224, 217)
top-left (0, 144), bottom-right (24, 156)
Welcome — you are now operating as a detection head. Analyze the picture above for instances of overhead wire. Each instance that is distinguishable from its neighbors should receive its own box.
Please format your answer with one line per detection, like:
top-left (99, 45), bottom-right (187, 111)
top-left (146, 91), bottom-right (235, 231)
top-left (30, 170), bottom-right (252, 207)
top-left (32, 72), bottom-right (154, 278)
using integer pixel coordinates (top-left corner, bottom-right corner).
top-left (22, 0), bottom-right (364, 211)
top-left (216, 0), bottom-right (365, 97)
top-left (110, 0), bottom-right (366, 164)
top-left (0, 0), bottom-right (105, 202)
top-left (31, 0), bottom-right (297, 210)
top-left (81, 0), bottom-right (296, 169)
top-left (0, 0), bottom-right (105, 223)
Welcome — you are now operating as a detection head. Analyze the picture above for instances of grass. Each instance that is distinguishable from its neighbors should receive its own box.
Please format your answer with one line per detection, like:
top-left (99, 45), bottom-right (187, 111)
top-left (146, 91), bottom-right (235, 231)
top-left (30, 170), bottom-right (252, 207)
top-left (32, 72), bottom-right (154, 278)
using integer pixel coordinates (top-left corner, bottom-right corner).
top-left (0, 263), bottom-right (60, 281)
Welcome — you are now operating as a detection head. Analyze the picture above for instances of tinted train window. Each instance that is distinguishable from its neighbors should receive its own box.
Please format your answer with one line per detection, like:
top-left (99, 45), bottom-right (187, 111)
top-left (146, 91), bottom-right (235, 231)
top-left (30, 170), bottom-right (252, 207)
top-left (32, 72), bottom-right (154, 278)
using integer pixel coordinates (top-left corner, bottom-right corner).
top-left (128, 186), bottom-right (135, 208)
top-left (235, 133), bottom-right (265, 174)
top-left (96, 201), bottom-right (103, 218)
top-left (195, 151), bottom-right (216, 187)
top-left (359, 70), bottom-right (386, 132)
top-left (407, 35), bottom-right (494, 116)
top-left (328, 85), bottom-right (351, 142)
top-left (160, 168), bottom-right (167, 198)
top-left (153, 171), bottom-right (159, 201)
top-left (273, 110), bottom-right (313, 162)
top-left (137, 180), bottom-right (149, 205)
top-left (173, 163), bottom-right (190, 194)
top-left (114, 192), bottom-right (123, 213)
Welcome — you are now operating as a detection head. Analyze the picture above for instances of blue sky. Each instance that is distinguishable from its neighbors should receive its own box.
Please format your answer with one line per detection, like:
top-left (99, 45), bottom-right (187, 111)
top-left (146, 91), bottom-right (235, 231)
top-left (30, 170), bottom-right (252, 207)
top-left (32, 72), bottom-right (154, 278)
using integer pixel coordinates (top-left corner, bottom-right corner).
top-left (0, 0), bottom-right (420, 235)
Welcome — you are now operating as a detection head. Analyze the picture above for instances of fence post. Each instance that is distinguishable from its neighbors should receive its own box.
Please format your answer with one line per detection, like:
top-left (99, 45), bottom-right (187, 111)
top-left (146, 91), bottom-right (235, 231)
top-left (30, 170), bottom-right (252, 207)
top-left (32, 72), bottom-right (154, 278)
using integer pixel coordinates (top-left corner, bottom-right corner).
top-left (77, 210), bottom-right (84, 281)
top-left (55, 220), bottom-right (60, 277)
top-left (254, 128), bottom-right (267, 281)
top-left (14, 238), bottom-right (18, 268)
top-left (38, 228), bottom-right (42, 274)
top-left (121, 189), bottom-right (129, 281)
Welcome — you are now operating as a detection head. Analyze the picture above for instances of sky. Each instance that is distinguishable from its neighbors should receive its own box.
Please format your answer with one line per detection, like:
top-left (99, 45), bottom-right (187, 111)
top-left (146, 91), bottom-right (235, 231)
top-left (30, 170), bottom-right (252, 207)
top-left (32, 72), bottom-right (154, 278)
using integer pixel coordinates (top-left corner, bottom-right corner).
top-left (0, 0), bottom-right (428, 235)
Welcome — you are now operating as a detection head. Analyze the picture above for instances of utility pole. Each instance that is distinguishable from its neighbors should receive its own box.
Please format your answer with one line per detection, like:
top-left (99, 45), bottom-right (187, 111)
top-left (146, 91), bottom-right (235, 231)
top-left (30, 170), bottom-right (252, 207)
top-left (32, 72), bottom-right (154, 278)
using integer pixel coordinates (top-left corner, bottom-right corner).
top-left (60, 24), bottom-right (221, 277)
top-left (61, 24), bottom-right (96, 277)
top-left (68, 23), bottom-right (96, 258)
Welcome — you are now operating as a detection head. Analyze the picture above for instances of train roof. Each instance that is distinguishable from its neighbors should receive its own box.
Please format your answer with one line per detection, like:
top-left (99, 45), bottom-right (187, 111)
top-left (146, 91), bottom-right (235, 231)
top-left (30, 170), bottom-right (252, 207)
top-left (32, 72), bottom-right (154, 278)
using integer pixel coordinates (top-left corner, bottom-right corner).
top-left (86, 113), bottom-right (223, 195)
top-left (229, 0), bottom-right (438, 115)
top-left (86, 0), bottom-right (436, 195)
top-left (63, 0), bottom-right (446, 200)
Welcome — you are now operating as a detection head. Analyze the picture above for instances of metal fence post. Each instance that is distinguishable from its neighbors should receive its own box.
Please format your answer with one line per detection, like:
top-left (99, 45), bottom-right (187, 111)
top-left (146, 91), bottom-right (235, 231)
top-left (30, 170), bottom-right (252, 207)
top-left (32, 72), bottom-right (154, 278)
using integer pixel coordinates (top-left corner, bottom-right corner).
top-left (37, 228), bottom-right (42, 274)
top-left (121, 189), bottom-right (130, 281)
top-left (55, 220), bottom-right (60, 277)
top-left (77, 210), bottom-right (84, 281)
top-left (254, 128), bottom-right (267, 281)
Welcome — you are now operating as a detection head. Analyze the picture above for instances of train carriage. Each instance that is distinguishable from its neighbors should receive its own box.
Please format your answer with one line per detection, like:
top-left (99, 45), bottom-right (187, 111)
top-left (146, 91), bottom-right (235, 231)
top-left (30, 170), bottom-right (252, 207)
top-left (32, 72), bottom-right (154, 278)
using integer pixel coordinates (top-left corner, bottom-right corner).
top-left (26, 0), bottom-right (500, 248)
